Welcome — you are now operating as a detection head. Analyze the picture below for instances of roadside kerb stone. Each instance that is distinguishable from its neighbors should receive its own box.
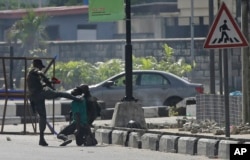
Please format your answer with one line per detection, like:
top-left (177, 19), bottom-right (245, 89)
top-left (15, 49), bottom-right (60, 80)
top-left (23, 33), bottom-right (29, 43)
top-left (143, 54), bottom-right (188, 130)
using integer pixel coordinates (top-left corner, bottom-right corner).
top-left (178, 137), bottom-right (198, 155)
top-left (159, 135), bottom-right (179, 153)
top-left (218, 140), bottom-right (239, 159)
top-left (141, 133), bottom-right (161, 151)
top-left (111, 130), bottom-right (128, 146)
top-left (95, 128), bottom-right (112, 144)
top-left (128, 131), bottom-right (144, 148)
top-left (197, 138), bottom-right (219, 158)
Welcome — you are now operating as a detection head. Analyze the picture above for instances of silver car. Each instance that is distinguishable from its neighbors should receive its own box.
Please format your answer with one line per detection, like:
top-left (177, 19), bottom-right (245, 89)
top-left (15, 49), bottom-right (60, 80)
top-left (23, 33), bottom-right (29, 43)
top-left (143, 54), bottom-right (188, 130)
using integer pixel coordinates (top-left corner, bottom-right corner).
top-left (87, 70), bottom-right (203, 109)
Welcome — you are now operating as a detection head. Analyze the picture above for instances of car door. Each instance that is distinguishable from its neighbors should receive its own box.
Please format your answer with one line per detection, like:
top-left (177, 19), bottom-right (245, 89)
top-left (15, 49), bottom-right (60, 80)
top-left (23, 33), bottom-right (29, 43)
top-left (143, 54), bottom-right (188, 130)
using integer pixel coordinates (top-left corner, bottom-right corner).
top-left (100, 74), bottom-right (126, 108)
top-left (134, 72), bottom-right (171, 107)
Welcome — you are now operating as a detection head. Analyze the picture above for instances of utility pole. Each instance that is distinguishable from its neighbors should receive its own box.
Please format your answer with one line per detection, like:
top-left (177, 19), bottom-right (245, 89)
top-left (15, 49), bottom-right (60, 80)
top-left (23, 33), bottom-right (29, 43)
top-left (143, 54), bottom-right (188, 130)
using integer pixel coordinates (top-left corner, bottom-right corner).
top-left (241, 0), bottom-right (250, 123)
top-left (190, 0), bottom-right (194, 68)
top-left (209, 0), bottom-right (215, 94)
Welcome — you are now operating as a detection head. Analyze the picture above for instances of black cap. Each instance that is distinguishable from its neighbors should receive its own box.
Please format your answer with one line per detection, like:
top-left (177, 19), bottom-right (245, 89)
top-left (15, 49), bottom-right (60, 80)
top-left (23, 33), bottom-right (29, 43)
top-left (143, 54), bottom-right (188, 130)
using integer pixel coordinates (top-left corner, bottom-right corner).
top-left (33, 59), bottom-right (45, 68)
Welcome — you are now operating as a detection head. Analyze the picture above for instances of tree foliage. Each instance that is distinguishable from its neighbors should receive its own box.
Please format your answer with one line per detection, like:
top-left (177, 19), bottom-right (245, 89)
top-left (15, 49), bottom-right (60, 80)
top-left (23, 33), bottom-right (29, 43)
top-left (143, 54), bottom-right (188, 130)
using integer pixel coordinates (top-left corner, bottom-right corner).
top-left (7, 9), bottom-right (48, 56)
top-left (0, 0), bottom-right (38, 10)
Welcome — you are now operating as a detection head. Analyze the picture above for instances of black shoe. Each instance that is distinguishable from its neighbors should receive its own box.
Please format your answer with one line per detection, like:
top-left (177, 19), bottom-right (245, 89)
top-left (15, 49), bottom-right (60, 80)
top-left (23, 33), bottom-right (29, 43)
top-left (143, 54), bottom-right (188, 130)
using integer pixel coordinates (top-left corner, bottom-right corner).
top-left (39, 139), bottom-right (48, 146)
top-left (57, 134), bottom-right (68, 141)
top-left (60, 139), bottom-right (72, 146)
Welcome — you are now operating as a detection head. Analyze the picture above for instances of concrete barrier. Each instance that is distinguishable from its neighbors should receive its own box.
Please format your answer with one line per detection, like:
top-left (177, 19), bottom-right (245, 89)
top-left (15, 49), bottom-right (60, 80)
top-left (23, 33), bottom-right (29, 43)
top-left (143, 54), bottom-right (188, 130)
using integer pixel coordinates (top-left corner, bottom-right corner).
top-left (159, 135), bottom-right (179, 153)
top-left (178, 137), bottom-right (198, 155)
top-left (128, 131), bottom-right (142, 148)
top-left (218, 140), bottom-right (239, 159)
top-left (0, 101), bottom-right (16, 116)
top-left (141, 133), bottom-right (160, 151)
top-left (197, 138), bottom-right (219, 158)
top-left (95, 128), bottom-right (112, 144)
top-left (111, 130), bottom-right (128, 146)
top-left (0, 100), bottom-right (170, 121)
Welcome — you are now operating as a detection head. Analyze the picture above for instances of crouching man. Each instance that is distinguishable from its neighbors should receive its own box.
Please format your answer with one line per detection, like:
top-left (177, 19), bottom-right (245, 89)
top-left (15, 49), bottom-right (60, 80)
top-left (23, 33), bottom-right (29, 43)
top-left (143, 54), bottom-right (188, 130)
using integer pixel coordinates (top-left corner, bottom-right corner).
top-left (57, 84), bottom-right (99, 146)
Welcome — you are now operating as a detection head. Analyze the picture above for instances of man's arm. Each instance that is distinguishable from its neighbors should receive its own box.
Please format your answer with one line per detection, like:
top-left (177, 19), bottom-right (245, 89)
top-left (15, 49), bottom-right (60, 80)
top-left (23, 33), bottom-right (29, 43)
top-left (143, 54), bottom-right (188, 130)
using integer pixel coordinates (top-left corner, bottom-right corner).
top-left (38, 71), bottom-right (55, 90)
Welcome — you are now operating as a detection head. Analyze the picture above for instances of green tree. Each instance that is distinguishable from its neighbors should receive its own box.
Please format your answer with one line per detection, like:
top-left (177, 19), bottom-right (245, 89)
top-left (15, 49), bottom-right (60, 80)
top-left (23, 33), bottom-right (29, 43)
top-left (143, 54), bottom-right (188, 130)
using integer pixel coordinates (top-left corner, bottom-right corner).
top-left (95, 59), bottom-right (124, 81)
top-left (7, 9), bottom-right (48, 56)
top-left (47, 60), bottom-right (97, 90)
top-left (0, 0), bottom-right (38, 10)
top-left (156, 44), bottom-right (192, 76)
top-left (6, 9), bottom-right (48, 87)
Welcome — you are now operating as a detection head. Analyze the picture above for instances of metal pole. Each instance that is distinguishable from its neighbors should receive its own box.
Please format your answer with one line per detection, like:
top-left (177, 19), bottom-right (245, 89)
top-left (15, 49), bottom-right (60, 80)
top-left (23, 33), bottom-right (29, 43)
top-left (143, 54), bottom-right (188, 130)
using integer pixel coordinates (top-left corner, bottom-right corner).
top-left (209, 0), bottom-right (215, 94)
top-left (241, 0), bottom-right (250, 123)
top-left (190, 0), bottom-right (194, 70)
top-left (219, 49), bottom-right (223, 95)
top-left (223, 49), bottom-right (230, 137)
top-left (124, 0), bottom-right (134, 101)
top-left (9, 46), bottom-right (14, 89)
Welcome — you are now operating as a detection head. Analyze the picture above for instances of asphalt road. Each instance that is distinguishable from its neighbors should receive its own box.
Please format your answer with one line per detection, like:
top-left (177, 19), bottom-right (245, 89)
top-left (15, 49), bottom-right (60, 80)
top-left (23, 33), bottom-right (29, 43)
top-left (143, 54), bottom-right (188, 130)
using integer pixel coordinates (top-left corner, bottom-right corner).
top-left (0, 134), bottom-right (223, 160)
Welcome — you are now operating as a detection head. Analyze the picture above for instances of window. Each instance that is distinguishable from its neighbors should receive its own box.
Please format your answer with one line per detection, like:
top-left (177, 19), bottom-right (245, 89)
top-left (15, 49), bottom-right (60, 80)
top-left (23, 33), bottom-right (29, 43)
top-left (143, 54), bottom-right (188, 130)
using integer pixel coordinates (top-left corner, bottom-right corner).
top-left (77, 25), bottom-right (96, 40)
top-left (45, 25), bottom-right (60, 40)
top-left (140, 74), bottom-right (168, 86)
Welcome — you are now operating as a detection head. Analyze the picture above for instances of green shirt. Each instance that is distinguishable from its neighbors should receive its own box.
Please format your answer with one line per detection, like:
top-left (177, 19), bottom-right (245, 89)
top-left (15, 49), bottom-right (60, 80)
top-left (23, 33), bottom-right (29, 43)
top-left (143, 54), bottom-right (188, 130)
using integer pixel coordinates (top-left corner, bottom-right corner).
top-left (71, 99), bottom-right (87, 125)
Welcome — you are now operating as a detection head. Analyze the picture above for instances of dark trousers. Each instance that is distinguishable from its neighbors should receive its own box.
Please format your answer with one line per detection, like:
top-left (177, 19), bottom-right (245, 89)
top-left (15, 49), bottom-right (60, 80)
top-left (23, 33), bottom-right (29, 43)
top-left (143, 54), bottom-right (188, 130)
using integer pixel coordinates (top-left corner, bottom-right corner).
top-left (30, 89), bottom-right (80, 140)
top-left (59, 122), bottom-right (91, 146)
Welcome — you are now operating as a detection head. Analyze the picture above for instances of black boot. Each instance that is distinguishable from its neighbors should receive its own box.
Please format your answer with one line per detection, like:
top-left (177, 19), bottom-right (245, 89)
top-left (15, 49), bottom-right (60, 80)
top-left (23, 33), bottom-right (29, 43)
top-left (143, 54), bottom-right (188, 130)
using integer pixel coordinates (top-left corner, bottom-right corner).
top-left (57, 134), bottom-right (72, 146)
top-left (39, 138), bottom-right (48, 146)
top-left (57, 134), bottom-right (68, 141)
top-left (39, 133), bottom-right (48, 146)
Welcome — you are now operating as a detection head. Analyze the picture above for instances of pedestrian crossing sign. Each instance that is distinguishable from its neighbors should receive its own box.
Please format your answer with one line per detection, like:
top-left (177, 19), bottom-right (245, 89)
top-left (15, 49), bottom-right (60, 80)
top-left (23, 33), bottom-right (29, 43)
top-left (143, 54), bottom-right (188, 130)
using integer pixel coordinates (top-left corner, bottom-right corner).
top-left (204, 2), bottom-right (249, 49)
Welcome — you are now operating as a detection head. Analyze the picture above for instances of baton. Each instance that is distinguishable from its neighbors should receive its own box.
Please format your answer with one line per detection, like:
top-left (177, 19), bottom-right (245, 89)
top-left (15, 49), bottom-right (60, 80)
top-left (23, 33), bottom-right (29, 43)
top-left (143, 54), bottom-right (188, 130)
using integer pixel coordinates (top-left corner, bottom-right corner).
top-left (44, 55), bottom-right (58, 135)
top-left (46, 121), bottom-right (58, 135)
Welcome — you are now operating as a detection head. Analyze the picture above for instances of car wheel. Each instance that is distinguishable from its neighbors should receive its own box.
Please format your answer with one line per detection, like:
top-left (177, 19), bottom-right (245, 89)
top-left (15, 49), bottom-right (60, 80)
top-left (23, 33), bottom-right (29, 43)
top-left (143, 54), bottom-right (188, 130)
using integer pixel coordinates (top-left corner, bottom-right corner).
top-left (164, 97), bottom-right (183, 107)
top-left (164, 97), bottom-right (186, 116)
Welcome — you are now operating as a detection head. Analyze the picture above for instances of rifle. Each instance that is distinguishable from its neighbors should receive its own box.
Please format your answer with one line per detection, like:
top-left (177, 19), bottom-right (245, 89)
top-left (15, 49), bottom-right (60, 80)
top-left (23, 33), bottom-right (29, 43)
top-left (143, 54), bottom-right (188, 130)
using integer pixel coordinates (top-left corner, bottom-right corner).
top-left (44, 55), bottom-right (57, 74)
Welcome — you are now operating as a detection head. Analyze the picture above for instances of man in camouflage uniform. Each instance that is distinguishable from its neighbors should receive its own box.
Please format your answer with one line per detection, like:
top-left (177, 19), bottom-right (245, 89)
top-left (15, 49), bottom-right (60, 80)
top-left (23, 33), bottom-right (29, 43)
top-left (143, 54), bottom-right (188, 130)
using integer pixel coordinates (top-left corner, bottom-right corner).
top-left (27, 59), bottom-right (82, 146)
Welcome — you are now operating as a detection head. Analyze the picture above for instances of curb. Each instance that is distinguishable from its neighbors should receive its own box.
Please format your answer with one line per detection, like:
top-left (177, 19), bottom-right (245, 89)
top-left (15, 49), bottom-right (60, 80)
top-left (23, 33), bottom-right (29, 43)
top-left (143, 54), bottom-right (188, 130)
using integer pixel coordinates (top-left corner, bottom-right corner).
top-left (94, 127), bottom-right (250, 159)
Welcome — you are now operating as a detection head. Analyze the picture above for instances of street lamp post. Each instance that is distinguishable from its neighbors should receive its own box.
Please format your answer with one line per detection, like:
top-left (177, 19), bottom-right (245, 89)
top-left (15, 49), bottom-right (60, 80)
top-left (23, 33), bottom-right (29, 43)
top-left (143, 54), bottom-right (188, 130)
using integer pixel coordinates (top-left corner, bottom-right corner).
top-left (124, 0), bottom-right (135, 101)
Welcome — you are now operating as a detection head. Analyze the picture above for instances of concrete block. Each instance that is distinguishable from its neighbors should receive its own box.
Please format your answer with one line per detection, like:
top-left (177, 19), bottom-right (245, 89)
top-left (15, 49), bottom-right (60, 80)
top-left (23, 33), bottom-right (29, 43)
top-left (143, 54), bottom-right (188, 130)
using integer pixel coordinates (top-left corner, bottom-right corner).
top-left (0, 116), bottom-right (21, 125)
top-left (0, 101), bottom-right (16, 116)
top-left (197, 138), bottom-right (219, 158)
top-left (157, 107), bottom-right (169, 117)
top-left (111, 102), bottom-right (146, 128)
top-left (45, 101), bottom-right (61, 116)
top-left (186, 104), bottom-right (196, 117)
top-left (95, 128), bottom-right (112, 144)
top-left (218, 140), bottom-right (239, 159)
top-left (111, 130), bottom-right (128, 146)
top-left (159, 135), bottom-right (179, 153)
top-left (143, 107), bottom-right (158, 118)
top-left (178, 137), bottom-right (198, 155)
top-left (128, 132), bottom-right (142, 148)
top-left (141, 133), bottom-right (160, 151)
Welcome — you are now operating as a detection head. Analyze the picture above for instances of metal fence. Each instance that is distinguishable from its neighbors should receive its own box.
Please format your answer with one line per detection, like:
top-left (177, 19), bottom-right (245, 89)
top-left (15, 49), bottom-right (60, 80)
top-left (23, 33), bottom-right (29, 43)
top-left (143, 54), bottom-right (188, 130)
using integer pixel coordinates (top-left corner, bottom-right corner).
top-left (196, 94), bottom-right (242, 126)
